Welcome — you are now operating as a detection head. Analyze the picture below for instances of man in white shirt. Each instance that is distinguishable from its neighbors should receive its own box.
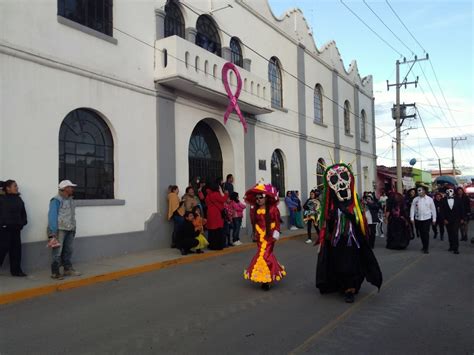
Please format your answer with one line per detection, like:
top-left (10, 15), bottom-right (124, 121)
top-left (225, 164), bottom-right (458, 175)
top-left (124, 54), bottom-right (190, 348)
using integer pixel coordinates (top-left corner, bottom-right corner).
top-left (410, 186), bottom-right (437, 254)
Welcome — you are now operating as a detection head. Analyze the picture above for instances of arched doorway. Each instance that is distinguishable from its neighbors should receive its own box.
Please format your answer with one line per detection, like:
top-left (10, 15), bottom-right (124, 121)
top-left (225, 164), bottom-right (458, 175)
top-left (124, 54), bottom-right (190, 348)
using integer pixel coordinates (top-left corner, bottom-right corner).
top-left (188, 121), bottom-right (223, 184)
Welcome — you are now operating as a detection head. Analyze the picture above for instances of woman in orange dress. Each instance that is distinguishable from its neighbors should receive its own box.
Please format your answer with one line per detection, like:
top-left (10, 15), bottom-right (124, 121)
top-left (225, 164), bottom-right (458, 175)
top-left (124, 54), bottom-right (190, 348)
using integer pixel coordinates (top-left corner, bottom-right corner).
top-left (243, 183), bottom-right (286, 291)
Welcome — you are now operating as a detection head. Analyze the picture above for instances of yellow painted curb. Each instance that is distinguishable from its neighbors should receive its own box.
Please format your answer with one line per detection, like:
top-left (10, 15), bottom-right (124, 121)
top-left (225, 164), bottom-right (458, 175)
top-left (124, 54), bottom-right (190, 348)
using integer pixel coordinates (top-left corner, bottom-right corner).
top-left (0, 233), bottom-right (306, 306)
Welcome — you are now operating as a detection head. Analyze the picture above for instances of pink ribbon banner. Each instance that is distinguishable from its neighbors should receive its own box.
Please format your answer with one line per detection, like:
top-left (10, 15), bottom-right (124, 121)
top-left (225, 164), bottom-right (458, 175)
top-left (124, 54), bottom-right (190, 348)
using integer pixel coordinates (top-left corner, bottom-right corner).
top-left (221, 62), bottom-right (248, 133)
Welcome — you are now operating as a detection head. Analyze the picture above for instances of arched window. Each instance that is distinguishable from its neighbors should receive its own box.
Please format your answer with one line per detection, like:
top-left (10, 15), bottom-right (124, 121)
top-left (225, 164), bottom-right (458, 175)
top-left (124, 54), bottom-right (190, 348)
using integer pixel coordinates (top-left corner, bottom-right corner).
top-left (361, 109), bottom-right (367, 141)
top-left (188, 121), bottom-right (223, 184)
top-left (230, 37), bottom-right (243, 67)
top-left (59, 108), bottom-right (114, 199)
top-left (268, 57), bottom-right (283, 108)
top-left (165, 0), bottom-right (184, 38)
top-left (344, 100), bottom-right (351, 135)
top-left (271, 149), bottom-right (285, 198)
top-left (317, 158), bottom-right (326, 189)
top-left (195, 15), bottom-right (221, 56)
top-left (164, 0), bottom-right (185, 38)
top-left (314, 84), bottom-right (323, 124)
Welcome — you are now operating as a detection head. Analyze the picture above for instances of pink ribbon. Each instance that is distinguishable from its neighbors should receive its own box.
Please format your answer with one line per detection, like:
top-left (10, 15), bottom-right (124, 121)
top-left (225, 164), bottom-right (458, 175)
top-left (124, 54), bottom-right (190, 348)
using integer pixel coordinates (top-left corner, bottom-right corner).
top-left (221, 62), bottom-right (248, 133)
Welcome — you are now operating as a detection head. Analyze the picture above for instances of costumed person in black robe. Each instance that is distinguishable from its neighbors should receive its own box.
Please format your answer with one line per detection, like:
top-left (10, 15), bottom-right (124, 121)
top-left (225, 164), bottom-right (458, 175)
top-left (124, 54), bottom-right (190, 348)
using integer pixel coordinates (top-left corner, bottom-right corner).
top-left (385, 192), bottom-right (411, 250)
top-left (316, 163), bottom-right (382, 303)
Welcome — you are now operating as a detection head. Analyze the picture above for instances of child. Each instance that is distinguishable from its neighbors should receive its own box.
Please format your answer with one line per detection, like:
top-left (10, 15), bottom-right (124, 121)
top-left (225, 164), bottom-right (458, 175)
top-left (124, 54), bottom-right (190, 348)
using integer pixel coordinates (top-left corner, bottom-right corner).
top-left (223, 196), bottom-right (234, 247)
top-left (230, 192), bottom-right (246, 246)
top-left (177, 211), bottom-right (200, 255)
top-left (192, 206), bottom-right (209, 252)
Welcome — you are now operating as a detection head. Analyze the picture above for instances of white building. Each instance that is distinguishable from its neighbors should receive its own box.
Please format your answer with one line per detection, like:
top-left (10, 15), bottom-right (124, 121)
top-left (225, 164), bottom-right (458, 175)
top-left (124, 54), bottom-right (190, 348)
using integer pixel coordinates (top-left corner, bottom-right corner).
top-left (0, 0), bottom-right (376, 270)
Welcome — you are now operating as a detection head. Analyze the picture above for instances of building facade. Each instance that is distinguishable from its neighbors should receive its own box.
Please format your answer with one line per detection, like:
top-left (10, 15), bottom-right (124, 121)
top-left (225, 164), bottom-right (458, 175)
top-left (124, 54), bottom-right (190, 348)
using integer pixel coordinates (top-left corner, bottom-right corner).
top-left (0, 0), bottom-right (376, 270)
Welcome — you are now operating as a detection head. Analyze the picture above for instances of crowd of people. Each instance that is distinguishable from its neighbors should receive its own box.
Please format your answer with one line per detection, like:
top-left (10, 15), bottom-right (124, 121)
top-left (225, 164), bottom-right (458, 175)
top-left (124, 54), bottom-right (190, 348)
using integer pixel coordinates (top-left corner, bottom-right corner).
top-left (167, 174), bottom-right (247, 255)
top-left (368, 185), bottom-right (471, 254)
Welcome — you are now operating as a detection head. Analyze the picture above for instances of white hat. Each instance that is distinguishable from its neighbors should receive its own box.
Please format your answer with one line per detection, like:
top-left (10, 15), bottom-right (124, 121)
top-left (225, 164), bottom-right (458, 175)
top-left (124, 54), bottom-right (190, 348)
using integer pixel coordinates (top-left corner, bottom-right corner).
top-left (58, 180), bottom-right (77, 190)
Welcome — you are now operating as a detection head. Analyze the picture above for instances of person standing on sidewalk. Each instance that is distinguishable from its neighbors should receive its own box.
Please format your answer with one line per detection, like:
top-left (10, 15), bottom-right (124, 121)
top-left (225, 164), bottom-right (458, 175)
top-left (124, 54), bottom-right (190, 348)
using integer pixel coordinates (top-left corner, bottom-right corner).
top-left (47, 180), bottom-right (81, 279)
top-left (0, 180), bottom-right (28, 277)
top-left (441, 187), bottom-right (464, 254)
top-left (410, 186), bottom-right (437, 254)
top-left (229, 192), bottom-right (246, 246)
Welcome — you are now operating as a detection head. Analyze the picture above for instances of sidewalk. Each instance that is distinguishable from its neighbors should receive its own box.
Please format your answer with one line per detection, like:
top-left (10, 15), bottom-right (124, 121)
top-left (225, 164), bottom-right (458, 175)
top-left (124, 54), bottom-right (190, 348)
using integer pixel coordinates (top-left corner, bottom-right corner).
top-left (0, 230), bottom-right (307, 305)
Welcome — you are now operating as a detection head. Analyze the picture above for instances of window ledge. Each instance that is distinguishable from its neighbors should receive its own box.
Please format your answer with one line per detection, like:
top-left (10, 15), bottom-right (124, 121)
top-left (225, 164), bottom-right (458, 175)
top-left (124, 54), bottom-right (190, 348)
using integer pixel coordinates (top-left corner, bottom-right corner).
top-left (313, 121), bottom-right (328, 128)
top-left (345, 133), bottom-right (354, 137)
top-left (361, 138), bottom-right (370, 143)
top-left (271, 105), bottom-right (289, 113)
top-left (57, 16), bottom-right (118, 45)
top-left (75, 199), bottom-right (125, 207)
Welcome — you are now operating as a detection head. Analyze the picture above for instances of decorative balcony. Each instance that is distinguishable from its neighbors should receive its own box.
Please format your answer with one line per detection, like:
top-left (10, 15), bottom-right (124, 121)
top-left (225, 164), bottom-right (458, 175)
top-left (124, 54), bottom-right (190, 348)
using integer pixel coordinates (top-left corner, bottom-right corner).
top-left (155, 35), bottom-right (272, 115)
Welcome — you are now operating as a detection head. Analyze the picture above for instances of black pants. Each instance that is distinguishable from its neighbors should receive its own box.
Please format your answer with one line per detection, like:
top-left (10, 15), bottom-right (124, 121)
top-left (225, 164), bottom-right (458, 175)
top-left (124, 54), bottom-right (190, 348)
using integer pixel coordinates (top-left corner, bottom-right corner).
top-left (368, 224), bottom-right (376, 249)
top-left (180, 238), bottom-right (199, 253)
top-left (415, 219), bottom-right (432, 251)
top-left (208, 228), bottom-right (224, 250)
top-left (432, 220), bottom-right (445, 239)
top-left (307, 220), bottom-right (319, 239)
top-left (0, 227), bottom-right (23, 274)
top-left (446, 221), bottom-right (459, 252)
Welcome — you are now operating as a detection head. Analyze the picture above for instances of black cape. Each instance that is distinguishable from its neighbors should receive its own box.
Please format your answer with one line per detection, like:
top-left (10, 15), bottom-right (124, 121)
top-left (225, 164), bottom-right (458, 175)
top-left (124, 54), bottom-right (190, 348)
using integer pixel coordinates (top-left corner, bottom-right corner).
top-left (316, 212), bottom-right (383, 294)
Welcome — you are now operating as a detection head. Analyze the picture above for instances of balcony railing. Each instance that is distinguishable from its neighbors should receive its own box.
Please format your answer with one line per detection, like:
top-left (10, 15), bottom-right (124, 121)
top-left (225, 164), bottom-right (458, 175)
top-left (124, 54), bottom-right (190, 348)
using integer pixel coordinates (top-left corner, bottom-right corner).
top-left (155, 35), bottom-right (272, 115)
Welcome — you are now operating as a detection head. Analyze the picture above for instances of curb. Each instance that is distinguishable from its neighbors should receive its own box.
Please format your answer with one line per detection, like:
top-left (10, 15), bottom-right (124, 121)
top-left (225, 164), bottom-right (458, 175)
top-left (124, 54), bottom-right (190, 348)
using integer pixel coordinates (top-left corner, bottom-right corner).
top-left (0, 233), bottom-right (306, 306)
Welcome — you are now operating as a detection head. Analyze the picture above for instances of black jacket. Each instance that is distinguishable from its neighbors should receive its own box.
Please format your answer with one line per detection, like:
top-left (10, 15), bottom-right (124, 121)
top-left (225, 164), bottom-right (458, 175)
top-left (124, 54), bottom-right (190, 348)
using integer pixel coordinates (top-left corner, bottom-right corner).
top-left (177, 220), bottom-right (199, 247)
top-left (441, 197), bottom-right (464, 224)
top-left (0, 194), bottom-right (28, 228)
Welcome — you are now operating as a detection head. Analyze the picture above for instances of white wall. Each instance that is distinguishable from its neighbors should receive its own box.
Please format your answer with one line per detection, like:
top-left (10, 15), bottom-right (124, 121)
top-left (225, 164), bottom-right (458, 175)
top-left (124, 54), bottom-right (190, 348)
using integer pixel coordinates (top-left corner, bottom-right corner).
top-left (0, 54), bottom-right (157, 243)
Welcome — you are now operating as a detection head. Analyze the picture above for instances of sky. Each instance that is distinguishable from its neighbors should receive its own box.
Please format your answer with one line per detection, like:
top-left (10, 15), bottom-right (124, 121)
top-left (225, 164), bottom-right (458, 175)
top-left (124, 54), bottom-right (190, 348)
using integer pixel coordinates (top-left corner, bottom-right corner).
top-left (268, 0), bottom-right (474, 176)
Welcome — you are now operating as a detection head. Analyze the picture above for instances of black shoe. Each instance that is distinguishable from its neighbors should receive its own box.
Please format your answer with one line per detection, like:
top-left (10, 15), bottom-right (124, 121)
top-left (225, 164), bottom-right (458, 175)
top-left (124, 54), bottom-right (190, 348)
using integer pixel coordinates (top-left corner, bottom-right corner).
top-left (180, 249), bottom-right (188, 256)
top-left (440, 237), bottom-right (444, 241)
top-left (423, 249), bottom-right (429, 254)
top-left (11, 271), bottom-right (27, 277)
top-left (261, 283), bottom-right (271, 291)
top-left (344, 292), bottom-right (355, 303)
top-left (433, 234), bottom-right (437, 239)
top-left (195, 249), bottom-right (203, 254)
top-left (453, 250), bottom-right (459, 254)
top-left (461, 237), bottom-right (467, 241)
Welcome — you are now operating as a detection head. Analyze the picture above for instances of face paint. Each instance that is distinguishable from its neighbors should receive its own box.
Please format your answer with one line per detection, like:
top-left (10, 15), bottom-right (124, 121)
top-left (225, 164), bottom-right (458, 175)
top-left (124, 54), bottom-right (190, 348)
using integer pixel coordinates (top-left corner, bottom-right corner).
top-left (446, 189), bottom-right (454, 198)
top-left (417, 188), bottom-right (425, 196)
top-left (326, 165), bottom-right (352, 202)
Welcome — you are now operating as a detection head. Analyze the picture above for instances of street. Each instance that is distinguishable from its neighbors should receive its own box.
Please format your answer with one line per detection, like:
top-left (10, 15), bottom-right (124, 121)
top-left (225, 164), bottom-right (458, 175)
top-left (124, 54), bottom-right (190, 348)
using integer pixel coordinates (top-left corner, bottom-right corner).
top-left (0, 233), bottom-right (473, 355)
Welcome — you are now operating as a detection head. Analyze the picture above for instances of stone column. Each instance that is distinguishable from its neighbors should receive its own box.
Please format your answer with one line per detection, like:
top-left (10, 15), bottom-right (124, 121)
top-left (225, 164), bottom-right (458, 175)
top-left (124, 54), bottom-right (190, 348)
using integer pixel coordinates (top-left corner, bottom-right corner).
top-left (243, 58), bottom-right (251, 71)
top-left (186, 27), bottom-right (197, 43)
top-left (353, 85), bottom-right (362, 193)
top-left (297, 43), bottom-right (308, 201)
top-left (155, 8), bottom-right (166, 39)
top-left (222, 47), bottom-right (232, 61)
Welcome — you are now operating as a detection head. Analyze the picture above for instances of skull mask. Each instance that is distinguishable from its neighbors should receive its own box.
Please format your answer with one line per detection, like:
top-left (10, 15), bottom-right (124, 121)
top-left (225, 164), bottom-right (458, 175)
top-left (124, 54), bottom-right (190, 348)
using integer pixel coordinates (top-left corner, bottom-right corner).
top-left (326, 165), bottom-right (352, 202)
top-left (446, 188), bottom-right (454, 198)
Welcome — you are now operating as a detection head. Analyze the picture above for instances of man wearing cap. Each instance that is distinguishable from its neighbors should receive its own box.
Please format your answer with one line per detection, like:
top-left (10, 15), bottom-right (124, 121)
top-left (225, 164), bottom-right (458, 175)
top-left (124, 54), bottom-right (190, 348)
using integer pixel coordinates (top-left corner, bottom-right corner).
top-left (410, 185), bottom-right (437, 254)
top-left (47, 180), bottom-right (81, 279)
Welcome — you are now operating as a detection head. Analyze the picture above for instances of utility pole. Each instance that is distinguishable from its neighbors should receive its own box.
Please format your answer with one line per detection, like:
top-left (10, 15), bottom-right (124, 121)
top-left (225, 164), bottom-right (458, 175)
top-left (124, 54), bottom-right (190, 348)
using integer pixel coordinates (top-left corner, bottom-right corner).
top-left (438, 158), bottom-right (442, 177)
top-left (387, 54), bottom-right (429, 193)
top-left (451, 137), bottom-right (467, 176)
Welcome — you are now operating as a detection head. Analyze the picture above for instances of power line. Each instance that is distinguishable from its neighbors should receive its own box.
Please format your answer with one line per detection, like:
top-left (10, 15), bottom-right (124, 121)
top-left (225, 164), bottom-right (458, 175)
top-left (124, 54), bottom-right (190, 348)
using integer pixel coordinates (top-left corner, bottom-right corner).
top-left (385, 0), bottom-right (427, 53)
top-left (416, 102), bottom-right (468, 114)
top-left (362, 0), bottom-right (415, 55)
top-left (416, 107), bottom-right (440, 159)
top-left (339, 0), bottom-right (403, 57)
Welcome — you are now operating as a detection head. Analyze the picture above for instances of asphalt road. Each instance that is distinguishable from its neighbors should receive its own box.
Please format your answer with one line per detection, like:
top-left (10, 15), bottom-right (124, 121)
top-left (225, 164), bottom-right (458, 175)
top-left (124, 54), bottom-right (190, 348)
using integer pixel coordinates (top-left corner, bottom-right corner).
top-left (0, 230), bottom-right (473, 355)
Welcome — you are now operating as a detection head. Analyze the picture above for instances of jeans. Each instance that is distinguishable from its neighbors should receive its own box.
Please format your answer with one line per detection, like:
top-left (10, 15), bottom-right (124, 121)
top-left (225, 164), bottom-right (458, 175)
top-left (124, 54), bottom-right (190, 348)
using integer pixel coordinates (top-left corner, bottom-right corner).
top-left (232, 217), bottom-right (242, 242)
top-left (288, 210), bottom-right (296, 227)
top-left (51, 230), bottom-right (75, 274)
